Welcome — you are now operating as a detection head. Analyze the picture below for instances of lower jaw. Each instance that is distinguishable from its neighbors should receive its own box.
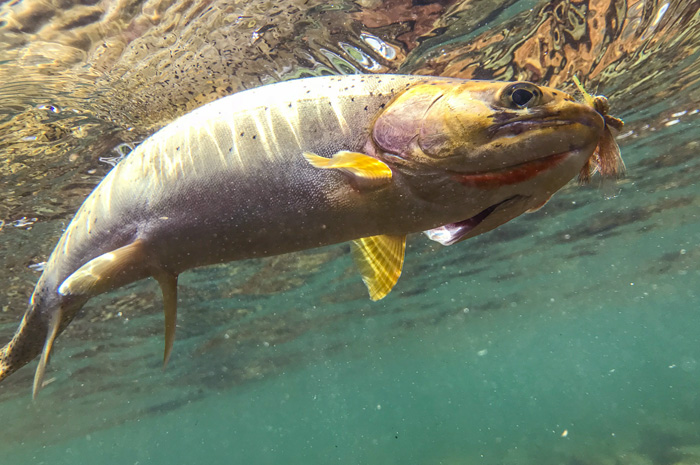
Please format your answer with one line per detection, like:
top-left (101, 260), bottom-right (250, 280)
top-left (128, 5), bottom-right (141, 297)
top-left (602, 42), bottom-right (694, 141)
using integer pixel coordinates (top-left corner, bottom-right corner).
top-left (450, 151), bottom-right (572, 188)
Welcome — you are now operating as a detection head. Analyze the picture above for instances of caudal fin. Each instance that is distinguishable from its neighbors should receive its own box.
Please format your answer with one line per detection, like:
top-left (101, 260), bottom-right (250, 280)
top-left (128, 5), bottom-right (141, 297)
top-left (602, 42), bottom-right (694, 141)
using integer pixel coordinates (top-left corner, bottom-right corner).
top-left (2, 238), bottom-right (180, 395)
top-left (0, 307), bottom-right (47, 386)
top-left (32, 306), bottom-right (63, 398)
top-left (0, 294), bottom-right (83, 395)
top-left (0, 344), bottom-right (16, 383)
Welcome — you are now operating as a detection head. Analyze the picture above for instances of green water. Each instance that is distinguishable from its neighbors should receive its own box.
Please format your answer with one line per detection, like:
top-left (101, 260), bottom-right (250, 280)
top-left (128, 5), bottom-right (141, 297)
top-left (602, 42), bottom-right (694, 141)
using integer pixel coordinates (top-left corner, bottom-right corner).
top-left (1, 0), bottom-right (700, 464)
top-left (9, 266), bottom-right (700, 464)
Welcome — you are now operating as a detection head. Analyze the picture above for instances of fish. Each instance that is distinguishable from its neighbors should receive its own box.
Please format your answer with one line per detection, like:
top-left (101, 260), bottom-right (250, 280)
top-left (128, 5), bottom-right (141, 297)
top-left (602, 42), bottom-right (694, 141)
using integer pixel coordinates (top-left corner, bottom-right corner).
top-left (0, 74), bottom-right (623, 397)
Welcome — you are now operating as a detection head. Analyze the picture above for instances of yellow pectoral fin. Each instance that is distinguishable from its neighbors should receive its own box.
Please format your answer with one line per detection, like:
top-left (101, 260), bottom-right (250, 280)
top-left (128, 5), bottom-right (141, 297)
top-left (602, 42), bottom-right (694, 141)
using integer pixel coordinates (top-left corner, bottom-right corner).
top-left (352, 235), bottom-right (406, 301)
top-left (303, 151), bottom-right (392, 188)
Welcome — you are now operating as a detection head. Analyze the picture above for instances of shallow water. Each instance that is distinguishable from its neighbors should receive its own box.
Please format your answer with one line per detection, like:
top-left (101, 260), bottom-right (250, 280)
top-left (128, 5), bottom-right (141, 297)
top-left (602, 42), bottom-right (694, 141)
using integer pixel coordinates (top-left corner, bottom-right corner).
top-left (1, 0), bottom-right (699, 464)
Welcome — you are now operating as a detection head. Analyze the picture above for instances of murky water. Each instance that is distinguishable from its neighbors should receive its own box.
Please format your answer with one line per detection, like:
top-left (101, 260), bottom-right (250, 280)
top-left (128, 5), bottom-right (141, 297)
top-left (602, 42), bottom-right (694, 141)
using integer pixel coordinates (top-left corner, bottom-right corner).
top-left (1, 0), bottom-right (699, 463)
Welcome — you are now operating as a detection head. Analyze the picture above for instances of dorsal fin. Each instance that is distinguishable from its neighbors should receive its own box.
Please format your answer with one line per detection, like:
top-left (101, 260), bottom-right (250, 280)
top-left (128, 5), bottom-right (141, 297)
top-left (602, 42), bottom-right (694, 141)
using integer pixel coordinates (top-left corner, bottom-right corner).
top-left (352, 235), bottom-right (406, 301)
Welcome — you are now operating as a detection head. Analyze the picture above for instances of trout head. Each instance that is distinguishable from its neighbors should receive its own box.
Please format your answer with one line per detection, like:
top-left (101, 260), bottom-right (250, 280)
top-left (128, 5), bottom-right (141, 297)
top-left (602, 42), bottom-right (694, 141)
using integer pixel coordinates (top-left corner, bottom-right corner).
top-left (371, 79), bottom-right (623, 244)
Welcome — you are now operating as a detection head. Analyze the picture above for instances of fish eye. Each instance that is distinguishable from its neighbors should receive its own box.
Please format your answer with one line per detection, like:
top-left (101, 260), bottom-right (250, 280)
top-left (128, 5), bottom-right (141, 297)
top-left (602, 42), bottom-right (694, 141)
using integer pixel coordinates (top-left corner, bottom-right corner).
top-left (512, 88), bottom-right (534, 106)
top-left (499, 82), bottom-right (542, 109)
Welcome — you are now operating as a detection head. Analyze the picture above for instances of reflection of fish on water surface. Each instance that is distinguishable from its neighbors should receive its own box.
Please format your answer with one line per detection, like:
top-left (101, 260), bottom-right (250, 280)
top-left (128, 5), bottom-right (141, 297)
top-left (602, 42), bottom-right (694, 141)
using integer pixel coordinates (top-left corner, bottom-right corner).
top-left (0, 74), bottom-right (624, 397)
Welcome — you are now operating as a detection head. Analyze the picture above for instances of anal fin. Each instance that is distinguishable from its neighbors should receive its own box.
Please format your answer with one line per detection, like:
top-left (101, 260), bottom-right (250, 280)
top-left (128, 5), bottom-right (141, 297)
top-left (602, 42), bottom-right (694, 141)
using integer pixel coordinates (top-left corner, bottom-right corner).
top-left (352, 235), bottom-right (406, 301)
top-left (58, 240), bottom-right (147, 297)
top-left (58, 240), bottom-right (180, 369)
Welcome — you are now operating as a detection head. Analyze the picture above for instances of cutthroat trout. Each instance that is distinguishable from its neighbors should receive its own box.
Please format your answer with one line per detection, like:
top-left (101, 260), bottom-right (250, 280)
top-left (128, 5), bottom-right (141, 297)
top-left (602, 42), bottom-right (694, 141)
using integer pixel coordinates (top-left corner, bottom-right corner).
top-left (0, 74), bottom-right (623, 396)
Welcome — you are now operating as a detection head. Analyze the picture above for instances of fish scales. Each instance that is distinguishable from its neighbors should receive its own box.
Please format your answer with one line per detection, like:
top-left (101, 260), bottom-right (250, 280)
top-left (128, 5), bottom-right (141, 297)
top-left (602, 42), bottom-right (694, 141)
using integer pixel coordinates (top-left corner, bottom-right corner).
top-left (55, 77), bottom-right (413, 275)
top-left (0, 74), bottom-right (623, 395)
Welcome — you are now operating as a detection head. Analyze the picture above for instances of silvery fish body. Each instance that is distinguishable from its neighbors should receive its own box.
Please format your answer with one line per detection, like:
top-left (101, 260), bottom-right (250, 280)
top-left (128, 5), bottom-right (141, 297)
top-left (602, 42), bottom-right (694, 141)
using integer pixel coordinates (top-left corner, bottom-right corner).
top-left (0, 74), bottom-right (621, 396)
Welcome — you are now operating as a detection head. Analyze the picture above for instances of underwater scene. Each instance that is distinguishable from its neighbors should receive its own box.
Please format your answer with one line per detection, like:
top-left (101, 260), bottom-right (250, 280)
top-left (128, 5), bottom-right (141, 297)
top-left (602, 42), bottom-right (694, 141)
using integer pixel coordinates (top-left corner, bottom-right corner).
top-left (1, 0), bottom-right (699, 463)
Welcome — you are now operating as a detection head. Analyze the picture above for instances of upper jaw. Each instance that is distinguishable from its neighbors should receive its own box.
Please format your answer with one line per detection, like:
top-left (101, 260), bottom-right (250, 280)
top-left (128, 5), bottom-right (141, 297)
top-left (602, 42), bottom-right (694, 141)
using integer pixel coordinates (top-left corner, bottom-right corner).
top-left (487, 103), bottom-right (605, 140)
top-left (488, 117), bottom-right (598, 139)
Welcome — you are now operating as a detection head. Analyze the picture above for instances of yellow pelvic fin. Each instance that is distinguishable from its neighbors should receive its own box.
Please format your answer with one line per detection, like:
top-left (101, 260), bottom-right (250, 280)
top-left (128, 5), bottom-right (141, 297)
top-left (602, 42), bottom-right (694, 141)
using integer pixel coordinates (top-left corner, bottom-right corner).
top-left (33, 306), bottom-right (62, 399)
top-left (352, 235), bottom-right (406, 301)
top-left (303, 151), bottom-right (392, 187)
top-left (153, 270), bottom-right (178, 368)
top-left (58, 240), bottom-right (146, 297)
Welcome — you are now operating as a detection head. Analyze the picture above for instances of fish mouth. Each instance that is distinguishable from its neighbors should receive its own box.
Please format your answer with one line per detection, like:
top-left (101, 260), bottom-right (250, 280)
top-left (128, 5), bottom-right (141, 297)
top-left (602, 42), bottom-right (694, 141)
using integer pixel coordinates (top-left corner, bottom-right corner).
top-left (490, 116), bottom-right (600, 138)
top-left (425, 196), bottom-right (520, 246)
top-left (491, 118), bottom-right (576, 137)
top-left (450, 151), bottom-right (572, 188)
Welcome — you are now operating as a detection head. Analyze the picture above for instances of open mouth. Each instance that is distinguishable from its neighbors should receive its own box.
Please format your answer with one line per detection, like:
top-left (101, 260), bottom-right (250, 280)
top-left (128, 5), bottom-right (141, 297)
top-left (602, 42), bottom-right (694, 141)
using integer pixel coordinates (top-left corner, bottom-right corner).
top-left (424, 197), bottom-right (518, 246)
top-left (450, 151), bottom-right (571, 188)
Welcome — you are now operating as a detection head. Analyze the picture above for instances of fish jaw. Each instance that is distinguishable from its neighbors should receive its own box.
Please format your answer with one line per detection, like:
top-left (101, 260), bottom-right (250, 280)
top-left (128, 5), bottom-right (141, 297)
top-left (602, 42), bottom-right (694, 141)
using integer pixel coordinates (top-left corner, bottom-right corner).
top-left (418, 138), bottom-right (600, 245)
top-left (370, 79), bottom-right (609, 241)
top-left (372, 80), bottom-right (605, 175)
top-left (448, 151), bottom-right (572, 188)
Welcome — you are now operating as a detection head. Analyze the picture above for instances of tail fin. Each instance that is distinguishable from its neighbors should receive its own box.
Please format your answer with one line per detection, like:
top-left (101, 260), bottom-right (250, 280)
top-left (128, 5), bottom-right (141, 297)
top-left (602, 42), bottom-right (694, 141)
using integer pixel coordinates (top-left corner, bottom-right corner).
top-left (0, 344), bottom-right (16, 383)
top-left (32, 306), bottom-right (63, 398)
top-left (0, 307), bottom-right (47, 386)
top-left (0, 293), bottom-right (85, 395)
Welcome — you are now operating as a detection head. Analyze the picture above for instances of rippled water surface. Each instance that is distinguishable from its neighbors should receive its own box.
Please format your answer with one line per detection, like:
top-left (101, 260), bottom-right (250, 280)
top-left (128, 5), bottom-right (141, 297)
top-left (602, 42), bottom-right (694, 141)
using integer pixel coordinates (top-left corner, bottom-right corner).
top-left (1, 0), bottom-right (699, 464)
